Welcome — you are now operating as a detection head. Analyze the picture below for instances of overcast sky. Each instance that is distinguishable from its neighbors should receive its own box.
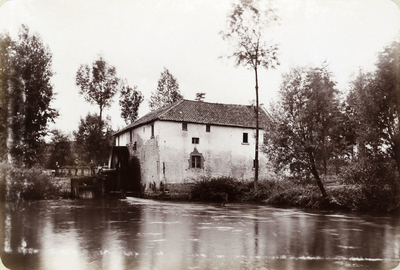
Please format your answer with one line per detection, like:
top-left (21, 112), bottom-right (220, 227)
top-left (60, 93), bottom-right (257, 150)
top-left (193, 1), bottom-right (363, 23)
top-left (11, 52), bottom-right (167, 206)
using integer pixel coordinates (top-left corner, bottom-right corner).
top-left (0, 0), bottom-right (399, 135)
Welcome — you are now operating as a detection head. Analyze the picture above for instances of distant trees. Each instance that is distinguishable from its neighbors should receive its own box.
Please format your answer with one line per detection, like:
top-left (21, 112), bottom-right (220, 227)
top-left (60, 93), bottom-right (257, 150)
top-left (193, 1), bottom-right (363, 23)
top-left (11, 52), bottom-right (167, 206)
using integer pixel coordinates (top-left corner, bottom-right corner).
top-left (347, 41), bottom-right (400, 177)
top-left (119, 81), bottom-right (144, 124)
top-left (73, 113), bottom-right (113, 164)
top-left (220, 0), bottom-right (279, 191)
top-left (264, 65), bottom-right (341, 201)
top-left (0, 25), bottom-right (58, 167)
top-left (149, 68), bottom-right (183, 111)
top-left (46, 129), bottom-right (73, 169)
top-left (76, 56), bottom-right (120, 124)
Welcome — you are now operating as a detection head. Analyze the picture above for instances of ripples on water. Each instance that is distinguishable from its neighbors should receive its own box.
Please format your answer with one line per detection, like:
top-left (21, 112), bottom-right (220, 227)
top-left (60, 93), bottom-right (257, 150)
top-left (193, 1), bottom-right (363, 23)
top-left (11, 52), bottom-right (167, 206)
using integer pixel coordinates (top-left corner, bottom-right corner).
top-left (1, 198), bottom-right (399, 270)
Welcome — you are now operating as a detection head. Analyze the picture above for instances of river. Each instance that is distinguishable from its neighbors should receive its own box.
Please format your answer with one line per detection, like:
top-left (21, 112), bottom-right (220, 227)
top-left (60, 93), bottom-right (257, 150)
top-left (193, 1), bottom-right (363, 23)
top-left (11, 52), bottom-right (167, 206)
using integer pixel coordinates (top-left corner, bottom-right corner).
top-left (1, 198), bottom-right (399, 270)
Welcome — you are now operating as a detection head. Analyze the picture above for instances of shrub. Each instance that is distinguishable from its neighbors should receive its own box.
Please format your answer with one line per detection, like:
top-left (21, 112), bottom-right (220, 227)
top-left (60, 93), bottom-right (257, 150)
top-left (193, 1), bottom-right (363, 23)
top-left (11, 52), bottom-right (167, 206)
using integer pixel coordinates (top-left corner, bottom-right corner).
top-left (336, 156), bottom-right (400, 212)
top-left (191, 176), bottom-right (244, 202)
top-left (0, 163), bottom-right (64, 201)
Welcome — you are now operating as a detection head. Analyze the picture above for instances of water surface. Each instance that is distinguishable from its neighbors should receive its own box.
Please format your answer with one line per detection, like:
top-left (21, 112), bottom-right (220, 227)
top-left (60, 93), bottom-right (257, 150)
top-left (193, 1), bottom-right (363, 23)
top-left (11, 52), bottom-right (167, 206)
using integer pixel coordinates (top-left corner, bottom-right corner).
top-left (1, 198), bottom-right (399, 269)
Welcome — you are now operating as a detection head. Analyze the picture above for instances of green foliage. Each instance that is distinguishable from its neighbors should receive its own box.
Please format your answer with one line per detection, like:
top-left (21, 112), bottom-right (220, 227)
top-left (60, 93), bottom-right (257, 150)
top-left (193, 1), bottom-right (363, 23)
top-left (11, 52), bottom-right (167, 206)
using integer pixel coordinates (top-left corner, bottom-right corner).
top-left (0, 33), bottom-right (12, 162)
top-left (73, 113), bottom-right (114, 165)
top-left (191, 177), bottom-right (242, 202)
top-left (76, 56), bottom-right (121, 121)
top-left (266, 184), bottom-right (324, 209)
top-left (220, 0), bottom-right (279, 70)
top-left (336, 156), bottom-right (400, 212)
top-left (0, 25), bottom-right (58, 167)
top-left (347, 41), bottom-right (400, 174)
top-left (119, 81), bottom-right (144, 124)
top-left (264, 64), bottom-right (342, 200)
top-left (149, 68), bottom-right (183, 111)
top-left (45, 129), bottom-right (73, 169)
top-left (221, 0), bottom-right (279, 190)
top-left (0, 163), bottom-right (63, 201)
top-left (191, 176), bottom-right (282, 202)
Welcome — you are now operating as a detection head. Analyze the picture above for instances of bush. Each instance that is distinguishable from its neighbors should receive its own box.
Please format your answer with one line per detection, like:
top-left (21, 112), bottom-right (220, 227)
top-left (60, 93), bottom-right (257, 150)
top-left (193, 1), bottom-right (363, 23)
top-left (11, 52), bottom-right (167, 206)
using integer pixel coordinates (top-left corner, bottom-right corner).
top-left (191, 176), bottom-right (293, 203)
top-left (265, 183), bottom-right (324, 208)
top-left (0, 163), bottom-right (64, 201)
top-left (337, 156), bottom-right (400, 212)
top-left (191, 176), bottom-right (244, 202)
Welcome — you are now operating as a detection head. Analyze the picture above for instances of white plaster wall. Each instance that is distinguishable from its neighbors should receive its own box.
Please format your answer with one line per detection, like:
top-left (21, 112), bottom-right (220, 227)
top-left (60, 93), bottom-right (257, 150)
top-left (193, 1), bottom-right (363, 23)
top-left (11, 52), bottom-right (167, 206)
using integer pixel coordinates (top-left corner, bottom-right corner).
top-left (117, 120), bottom-right (272, 189)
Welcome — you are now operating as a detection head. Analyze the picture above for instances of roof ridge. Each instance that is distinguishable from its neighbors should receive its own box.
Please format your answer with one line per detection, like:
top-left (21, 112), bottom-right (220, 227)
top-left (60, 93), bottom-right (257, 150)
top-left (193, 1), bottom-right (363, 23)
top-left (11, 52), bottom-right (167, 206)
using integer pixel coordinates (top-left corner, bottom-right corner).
top-left (158, 99), bottom-right (185, 119)
top-left (183, 99), bottom-right (252, 108)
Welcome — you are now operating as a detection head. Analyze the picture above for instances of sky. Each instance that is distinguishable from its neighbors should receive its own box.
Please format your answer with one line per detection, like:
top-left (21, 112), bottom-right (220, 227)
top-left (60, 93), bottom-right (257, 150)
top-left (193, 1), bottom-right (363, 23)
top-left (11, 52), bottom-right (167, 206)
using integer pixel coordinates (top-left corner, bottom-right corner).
top-left (0, 0), bottom-right (399, 136)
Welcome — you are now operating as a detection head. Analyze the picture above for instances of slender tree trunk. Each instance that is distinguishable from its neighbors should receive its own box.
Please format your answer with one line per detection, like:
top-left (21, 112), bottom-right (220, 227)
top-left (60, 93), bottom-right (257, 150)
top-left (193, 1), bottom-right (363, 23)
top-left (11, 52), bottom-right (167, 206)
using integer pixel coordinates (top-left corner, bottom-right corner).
top-left (307, 151), bottom-right (328, 201)
top-left (254, 67), bottom-right (259, 192)
top-left (6, 82), bottom-right (13, 165)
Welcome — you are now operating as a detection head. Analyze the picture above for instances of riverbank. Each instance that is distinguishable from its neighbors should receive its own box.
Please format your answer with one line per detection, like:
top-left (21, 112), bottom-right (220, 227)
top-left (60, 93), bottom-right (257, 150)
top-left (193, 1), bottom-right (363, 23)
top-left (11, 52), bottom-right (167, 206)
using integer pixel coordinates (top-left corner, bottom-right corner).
top-left (184, 176), bottom-right (400, 213)
top-left (1, 163), bottom-right (399, 213)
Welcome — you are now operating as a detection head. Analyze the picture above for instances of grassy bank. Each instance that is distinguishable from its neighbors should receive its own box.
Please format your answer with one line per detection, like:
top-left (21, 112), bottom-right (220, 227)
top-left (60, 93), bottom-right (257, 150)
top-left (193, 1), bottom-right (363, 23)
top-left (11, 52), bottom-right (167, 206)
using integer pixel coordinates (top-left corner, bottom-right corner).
top-left (0, 163), bottom-right (67, 201)
top-left (190, 176), bottom-right (400, 213)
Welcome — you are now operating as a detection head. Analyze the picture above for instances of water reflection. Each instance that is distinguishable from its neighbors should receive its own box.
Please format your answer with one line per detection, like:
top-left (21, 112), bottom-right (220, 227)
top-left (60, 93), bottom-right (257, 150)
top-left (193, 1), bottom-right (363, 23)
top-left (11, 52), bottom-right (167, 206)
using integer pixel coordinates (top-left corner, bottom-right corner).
top-left (1, 198), bottom-right (399, 269)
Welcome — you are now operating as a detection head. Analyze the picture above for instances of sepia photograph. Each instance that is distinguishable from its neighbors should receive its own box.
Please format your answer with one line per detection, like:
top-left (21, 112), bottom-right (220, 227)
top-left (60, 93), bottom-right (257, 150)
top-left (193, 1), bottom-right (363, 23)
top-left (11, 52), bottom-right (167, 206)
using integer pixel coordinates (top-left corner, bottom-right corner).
top-left (0, 0), bottom-right (399, 269)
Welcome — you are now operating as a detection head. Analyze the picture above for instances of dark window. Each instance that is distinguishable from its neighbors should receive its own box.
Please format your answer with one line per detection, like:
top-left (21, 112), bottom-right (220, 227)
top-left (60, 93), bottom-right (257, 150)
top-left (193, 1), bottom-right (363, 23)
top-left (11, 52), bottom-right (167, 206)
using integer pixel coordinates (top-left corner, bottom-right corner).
top-left (133, 141), bottom-right (137, 150)
top-left (151, 124), bottom-right (154, 138)
top-left (243, 133), bottom-right (248, 143)
top-left (129, 130), bottom-right (132, 143)
top-left (206, 124), bottom-right (211, 132)
top-left (192, 137), bottom-right (199, 144)
top-left (191, 156), bottom-right (201, 168)
top-left (182, 122), bottom-right (187, 131)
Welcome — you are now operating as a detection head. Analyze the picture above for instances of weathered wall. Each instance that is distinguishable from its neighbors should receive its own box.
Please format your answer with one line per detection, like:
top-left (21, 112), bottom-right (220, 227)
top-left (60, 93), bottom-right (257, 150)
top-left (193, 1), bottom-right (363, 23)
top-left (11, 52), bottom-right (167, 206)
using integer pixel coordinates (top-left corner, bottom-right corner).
top-left (116, 120), bottom-right (273, 191)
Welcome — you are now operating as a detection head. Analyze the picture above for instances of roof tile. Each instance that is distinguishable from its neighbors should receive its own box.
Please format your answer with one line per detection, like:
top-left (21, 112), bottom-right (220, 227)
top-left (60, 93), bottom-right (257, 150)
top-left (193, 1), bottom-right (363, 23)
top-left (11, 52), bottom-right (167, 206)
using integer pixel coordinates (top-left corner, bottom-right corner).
top-left (115, 99), bottom-right (270, 135)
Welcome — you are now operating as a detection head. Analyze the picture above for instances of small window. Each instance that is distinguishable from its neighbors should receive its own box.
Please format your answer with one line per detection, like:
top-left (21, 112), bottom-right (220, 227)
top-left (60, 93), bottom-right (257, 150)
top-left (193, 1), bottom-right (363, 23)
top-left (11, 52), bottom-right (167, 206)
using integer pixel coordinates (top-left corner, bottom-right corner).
top-left (151, 124), bottom-right (154, 138)
top-left (182, 122), bottom-right (187, 131)
top-left (206, 124), bottom-right (211, 132)
top-left (133, 141), bottom-right (137, 150)
top-left (243, 133), bottom-right (248, 144)
top-left (129, 130), bottom-right (132, 143)
top-left (143, 127), bottom-right (145, 133)
top-left (191, 156), bottom-right (202, 168)
top-left (192, 137), bottom-right (199, 144)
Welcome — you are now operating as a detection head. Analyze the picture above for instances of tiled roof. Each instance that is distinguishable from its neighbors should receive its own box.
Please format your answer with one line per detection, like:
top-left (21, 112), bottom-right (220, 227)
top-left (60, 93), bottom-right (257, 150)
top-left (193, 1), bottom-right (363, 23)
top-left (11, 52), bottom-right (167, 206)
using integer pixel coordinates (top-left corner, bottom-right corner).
top-left (114, 99), bottom-right (270, 135)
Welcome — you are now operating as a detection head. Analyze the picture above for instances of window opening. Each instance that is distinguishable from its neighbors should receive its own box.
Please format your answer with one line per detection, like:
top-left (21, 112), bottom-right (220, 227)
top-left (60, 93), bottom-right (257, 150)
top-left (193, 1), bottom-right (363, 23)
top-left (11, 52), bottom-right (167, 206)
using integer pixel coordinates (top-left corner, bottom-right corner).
top-left (182, 122), bottom-right (187, 131)
top-left (206, 124), bottom-right (211, 132)
top-left (129, 130), bottom-right (132, 143)
top-left (192, 137), bottom-right (199, 144)
top-left (191, 156), bottom-right (202, 168)
top-left (243, 133), bottom-right (248, 143)
top-left (151, 124), bottom-right (154, 138)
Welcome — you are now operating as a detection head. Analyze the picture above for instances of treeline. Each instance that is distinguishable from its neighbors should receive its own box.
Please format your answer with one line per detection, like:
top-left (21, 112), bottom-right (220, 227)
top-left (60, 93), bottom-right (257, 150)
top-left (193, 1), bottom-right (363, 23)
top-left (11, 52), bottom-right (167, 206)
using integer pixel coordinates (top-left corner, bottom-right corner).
top-left (263, 41), bottom-right (400, 210)
top-left (0, 25), bottom-right (184, 169)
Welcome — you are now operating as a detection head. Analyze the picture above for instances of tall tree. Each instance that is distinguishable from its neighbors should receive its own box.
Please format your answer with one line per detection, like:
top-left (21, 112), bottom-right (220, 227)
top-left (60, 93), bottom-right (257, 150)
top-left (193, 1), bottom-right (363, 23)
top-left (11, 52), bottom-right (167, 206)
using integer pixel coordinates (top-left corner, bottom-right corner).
top-left (264, 65), bottom-right (340, 201)
top-left (220, 0), bottom-right (279, 191)
top-left (119, 81), bottom-right (144, 125)
top-left (0, 25), bottom-right (58, 166)
top-left (76, 56), bottom-right (120, 125)
top-left (0, 33), bottom-right (12, 162)
top-left (149, 68), bottom-right (183, 111)
top-left (73, 113), bottom-right (114, 165)
top-left (348, 41), bottom-right (400, 176)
